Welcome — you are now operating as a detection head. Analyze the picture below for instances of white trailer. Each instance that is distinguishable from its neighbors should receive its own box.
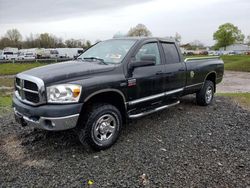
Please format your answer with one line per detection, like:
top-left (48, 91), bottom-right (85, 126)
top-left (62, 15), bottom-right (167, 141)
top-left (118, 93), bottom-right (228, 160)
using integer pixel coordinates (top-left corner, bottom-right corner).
top-left (2, 47), bottom-right (19, 60)
top-left (56, 48), bottom-right (84, 59)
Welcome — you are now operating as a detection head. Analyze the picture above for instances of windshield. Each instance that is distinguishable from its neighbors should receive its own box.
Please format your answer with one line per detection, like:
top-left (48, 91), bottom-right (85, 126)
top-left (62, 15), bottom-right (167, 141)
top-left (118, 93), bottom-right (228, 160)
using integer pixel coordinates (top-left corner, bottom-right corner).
top-left (78, 39), bottom-right (136, 64)
top-left (4, 52), bottom-right (13, 55)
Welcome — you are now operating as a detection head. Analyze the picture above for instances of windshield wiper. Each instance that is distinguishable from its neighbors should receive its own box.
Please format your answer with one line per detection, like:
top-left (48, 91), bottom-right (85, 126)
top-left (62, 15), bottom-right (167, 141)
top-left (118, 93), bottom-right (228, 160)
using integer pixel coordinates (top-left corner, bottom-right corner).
top-left (83, 57), bottom-right (108, 65)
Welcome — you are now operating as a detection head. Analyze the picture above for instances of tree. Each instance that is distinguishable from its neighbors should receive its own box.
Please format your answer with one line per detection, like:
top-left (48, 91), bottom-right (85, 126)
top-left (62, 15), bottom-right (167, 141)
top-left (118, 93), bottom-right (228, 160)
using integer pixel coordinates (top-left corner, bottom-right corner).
top-left (174, 32), bottom-right (182, 44)
top-left (23, 33), bottom-right (40, 48)
top-left (113, 31), bottom-right (125, 38)
top-left (0, 37), bottom-right (12, 49)
top-left (5, 29), bottom-right (22, 47)
top-left (38, 33), bottom-right (64, 48)
top-left (246, 35), bottom-right (250, 46)
top-left (185, 40), bottom-right (204, 50)
top-left (127, 24), bottom-right (152, 37)
top-left (0, 29), bottom-right (94, 49)
top-left (65, 39), bottom-right (88, 49)
top-left (65, 39), bottom-right (78, 48)
top-left (213, 23), bottom-right (245, 50)
top-left (5, 29), bottom-right (22, 43)
top-left (86, 40), bottom-right (92, 48)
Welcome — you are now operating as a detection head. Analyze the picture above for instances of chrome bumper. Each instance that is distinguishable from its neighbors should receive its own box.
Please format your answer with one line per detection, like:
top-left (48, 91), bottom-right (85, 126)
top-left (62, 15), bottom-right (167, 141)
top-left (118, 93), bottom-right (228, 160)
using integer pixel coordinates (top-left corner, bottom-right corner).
top-left (14, 108), bottom-right (79, 131)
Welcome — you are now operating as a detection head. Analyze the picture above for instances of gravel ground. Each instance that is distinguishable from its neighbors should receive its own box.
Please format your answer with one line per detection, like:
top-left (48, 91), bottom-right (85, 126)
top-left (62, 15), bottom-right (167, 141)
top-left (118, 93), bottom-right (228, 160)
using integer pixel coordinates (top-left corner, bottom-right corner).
top-left (0, 95), bottom-right (249, 187)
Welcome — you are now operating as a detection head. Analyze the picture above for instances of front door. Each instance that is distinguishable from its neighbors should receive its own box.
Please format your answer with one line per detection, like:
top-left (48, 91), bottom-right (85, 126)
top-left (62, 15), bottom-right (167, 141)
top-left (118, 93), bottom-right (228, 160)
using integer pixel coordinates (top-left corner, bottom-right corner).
top-left (127, 42), bottom-right (166, 110)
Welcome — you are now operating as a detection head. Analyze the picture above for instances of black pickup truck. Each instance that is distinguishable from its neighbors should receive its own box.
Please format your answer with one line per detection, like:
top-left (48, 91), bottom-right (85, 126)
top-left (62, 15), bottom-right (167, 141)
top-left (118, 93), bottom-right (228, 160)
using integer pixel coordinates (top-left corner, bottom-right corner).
top-left (13, 38), bottom-right (224, 150)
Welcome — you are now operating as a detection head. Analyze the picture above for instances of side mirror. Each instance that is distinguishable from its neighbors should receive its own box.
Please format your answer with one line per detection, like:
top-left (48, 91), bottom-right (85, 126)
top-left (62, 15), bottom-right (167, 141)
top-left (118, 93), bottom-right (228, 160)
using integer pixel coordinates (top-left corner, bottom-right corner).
top-left (129, 55), bottom-right (156, 70)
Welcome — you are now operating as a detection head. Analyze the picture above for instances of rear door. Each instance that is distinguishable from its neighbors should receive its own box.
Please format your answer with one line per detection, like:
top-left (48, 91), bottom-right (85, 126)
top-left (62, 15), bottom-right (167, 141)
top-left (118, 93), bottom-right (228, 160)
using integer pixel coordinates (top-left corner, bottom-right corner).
top-left (160, 42), bottom-right (186, 98)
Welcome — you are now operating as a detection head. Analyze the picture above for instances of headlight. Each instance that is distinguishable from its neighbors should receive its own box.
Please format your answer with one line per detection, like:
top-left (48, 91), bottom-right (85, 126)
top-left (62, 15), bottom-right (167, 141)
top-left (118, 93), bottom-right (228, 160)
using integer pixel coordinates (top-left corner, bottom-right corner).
top-left (47, 84), bottom-right (82, 103)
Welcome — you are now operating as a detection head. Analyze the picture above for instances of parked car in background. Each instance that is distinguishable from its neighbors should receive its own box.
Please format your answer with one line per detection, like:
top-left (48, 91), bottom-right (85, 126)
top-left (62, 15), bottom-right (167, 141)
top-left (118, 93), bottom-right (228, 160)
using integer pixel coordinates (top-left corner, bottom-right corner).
top-left (199, 51), bottom-right (208, 55)
top-left (2, 51), bottom-right (18, 60)
top-left (74, 48), bottom-right (84, 59)
top-left (56, 48), bottom-right (69, 58)
top-left (37, 49), bottom-right (59, 59)
top-left (2, 47), bottom-right (18, 60)
top-left (208, 51), bottom-right (215, 56)
top-left (0, 50), bottom-right (4, 60)
top-left (18, 52), bottom-right (36, 60)
top-left (228, 51), bottom-right (236, 55)
top-left (186, 51), bottom-right (194, 56)
top-left (49, 49), bottom-right (59, 59)
top-left (55, 48), bottom-right (84, 59)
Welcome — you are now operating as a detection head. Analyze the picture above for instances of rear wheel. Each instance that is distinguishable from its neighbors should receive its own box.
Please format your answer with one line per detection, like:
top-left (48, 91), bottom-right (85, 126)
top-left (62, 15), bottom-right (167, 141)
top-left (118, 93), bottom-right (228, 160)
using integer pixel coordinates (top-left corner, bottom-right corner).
top-left (77, 103), bottom-right (122, 150)
top-left (196, 80), bottom-right (214, 106)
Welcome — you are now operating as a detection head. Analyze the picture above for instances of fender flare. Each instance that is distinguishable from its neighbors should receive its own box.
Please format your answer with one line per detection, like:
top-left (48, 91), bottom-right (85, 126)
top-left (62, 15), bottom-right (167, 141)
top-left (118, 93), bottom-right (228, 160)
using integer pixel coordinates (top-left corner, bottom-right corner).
top-left (83, 89), bottom-right (127, 107)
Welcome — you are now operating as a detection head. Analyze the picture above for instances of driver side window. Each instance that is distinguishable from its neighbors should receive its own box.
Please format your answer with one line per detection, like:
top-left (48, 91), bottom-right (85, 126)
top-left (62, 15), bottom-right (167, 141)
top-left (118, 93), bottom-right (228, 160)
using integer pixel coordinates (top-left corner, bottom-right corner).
top-left (135, 43), bottom-right (161, 65)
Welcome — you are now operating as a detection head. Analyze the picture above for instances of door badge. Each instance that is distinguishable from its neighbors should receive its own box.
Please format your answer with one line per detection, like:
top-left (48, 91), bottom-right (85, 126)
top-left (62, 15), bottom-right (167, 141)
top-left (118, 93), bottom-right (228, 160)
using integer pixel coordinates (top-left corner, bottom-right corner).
top-left (128, 79), bottom-right (136, 87)
top-left (190, 71), bottom-right (195, 78)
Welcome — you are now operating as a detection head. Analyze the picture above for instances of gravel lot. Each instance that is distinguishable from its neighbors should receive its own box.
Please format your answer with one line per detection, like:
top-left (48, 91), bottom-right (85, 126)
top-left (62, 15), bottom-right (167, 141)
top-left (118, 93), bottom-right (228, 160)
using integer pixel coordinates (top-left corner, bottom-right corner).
top-left (0, 95), bottom-right (249, 187)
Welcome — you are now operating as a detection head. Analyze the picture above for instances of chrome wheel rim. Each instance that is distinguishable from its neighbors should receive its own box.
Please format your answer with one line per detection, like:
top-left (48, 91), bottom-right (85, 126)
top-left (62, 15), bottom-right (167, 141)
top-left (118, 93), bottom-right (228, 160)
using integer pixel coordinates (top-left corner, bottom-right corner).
top-left (93, 114), bottom-right (117, 143)
top-left (205, 86), bottom-right (213, 103)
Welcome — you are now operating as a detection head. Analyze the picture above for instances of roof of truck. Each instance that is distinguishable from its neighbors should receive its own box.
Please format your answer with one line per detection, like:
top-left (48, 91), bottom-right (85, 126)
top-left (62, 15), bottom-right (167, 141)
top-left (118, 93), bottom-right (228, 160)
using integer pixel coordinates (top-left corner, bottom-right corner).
top-left (111, 37), bottom-right (176, 43)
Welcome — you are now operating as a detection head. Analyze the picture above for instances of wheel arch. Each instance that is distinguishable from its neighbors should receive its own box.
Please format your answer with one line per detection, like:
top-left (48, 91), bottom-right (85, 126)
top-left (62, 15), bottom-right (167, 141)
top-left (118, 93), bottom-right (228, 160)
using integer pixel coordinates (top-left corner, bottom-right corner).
top-left (79, 89), bottom-right (127, 123)
top-left (204, 71), bottom-right (217, 92)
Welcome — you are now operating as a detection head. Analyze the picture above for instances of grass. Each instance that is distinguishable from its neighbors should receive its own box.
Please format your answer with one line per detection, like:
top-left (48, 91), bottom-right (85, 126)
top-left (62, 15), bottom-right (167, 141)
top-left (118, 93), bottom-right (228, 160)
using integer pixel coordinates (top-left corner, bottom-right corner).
top-left (221, 55), bottom-right (250, 72)
top-left (216, 93), bottom-right (250, 110)
top-left (0, 63), bottom-right (48, 75)
top-left (0, 78), bottom-right (14, 87)
top-left (0, 90), bottom-right (12, 116)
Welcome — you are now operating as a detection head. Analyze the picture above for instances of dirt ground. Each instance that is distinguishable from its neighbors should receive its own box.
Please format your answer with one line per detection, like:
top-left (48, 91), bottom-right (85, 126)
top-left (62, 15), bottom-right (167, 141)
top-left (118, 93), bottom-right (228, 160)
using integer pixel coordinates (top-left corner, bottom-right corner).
top-left (217, 71), bottom-right (250, 93)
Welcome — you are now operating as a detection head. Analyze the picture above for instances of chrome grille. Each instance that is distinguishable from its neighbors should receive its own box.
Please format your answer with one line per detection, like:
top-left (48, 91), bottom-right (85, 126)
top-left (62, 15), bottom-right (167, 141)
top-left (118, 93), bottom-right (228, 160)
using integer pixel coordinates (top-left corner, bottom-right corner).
top-left (15, 74), bottom-right (45, 106)
top-left (24, 80), bottom-right (38, 91)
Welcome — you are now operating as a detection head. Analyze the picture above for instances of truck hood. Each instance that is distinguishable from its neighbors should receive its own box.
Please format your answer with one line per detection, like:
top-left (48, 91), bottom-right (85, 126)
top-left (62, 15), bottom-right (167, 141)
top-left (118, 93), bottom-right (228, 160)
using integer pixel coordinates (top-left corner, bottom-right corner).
top-left (21, 60), bottom-right (116, 84)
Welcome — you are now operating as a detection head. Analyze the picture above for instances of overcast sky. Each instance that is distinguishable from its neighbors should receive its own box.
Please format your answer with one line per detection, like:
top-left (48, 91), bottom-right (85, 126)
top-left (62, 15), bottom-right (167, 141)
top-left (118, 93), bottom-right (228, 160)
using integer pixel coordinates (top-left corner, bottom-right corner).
top-left (0, 0), bottom-right (249, 46)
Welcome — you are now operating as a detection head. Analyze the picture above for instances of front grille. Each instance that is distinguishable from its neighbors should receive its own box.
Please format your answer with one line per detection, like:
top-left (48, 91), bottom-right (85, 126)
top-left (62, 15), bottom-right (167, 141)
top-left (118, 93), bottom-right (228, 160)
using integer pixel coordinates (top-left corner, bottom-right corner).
top-left (15, 75), bottom-right (44, 105)
top-left (24, 80), bottom-right (38, 91)
top-left (16, 77), bottom-right (21, 86)
top-left (24, 91), bottom-right (40, 103)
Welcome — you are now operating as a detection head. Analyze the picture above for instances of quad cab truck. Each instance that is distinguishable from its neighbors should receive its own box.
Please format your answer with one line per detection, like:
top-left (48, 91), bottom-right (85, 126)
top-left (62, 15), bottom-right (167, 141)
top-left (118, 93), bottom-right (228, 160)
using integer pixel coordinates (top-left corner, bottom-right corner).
top-left (13, 38), bottom-right (224, 150)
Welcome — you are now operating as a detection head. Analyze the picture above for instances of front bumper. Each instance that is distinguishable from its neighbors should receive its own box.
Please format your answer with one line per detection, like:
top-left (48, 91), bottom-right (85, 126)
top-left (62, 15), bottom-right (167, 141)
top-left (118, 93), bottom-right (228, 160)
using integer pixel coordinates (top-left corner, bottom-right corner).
top-left (13, 95), bottom-right (83, 131)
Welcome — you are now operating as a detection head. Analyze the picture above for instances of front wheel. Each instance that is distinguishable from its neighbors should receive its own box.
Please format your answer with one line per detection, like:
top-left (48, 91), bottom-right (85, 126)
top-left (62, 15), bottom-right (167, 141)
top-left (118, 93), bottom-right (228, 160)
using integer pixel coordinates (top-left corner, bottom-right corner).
top-left (196, 80), bottom-right (214, 106)
top-left (77, 103), bottom-right (122, 150)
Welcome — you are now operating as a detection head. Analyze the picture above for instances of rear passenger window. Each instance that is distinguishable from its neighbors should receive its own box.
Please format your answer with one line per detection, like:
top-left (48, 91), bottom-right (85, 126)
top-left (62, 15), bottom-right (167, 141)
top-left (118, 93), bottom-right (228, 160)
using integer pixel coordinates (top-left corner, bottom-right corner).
top-left (162, 43), bottom-right (180, 63)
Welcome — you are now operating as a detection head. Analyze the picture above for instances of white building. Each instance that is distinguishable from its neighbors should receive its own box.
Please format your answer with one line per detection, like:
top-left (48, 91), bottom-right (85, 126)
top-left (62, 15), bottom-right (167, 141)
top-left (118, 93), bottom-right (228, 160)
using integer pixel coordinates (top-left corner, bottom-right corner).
top-left (219, 44), bottom-right (250, 53)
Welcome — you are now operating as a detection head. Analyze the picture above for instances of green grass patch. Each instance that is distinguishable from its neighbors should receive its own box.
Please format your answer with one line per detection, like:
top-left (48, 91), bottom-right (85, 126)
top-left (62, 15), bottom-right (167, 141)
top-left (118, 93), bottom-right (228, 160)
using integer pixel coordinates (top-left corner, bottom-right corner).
top-left (0, 90), bottom-right (12, 116)
top-left (0, 77), bottom-right (14, 87)
top-left (216, 93), bottom-right (250, 110)
top-left (0, 63), bottom-right (48, 75)
top-left (221, 55), bottom-right (250, 72)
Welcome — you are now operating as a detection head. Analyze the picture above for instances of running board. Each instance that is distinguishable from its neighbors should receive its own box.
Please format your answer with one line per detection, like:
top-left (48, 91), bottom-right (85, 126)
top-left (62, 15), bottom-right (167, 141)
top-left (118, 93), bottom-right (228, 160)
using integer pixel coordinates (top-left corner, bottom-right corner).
top-left (128, 101), bottom-right (180, 119)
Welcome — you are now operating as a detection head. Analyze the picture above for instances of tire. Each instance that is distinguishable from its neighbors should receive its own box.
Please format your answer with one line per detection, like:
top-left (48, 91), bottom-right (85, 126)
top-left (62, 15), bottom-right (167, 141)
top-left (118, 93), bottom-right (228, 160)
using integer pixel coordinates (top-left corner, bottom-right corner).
top-left (196, 80), bottom-right (214, 106)
top-left (77, 103), bottom-right (122, 151)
